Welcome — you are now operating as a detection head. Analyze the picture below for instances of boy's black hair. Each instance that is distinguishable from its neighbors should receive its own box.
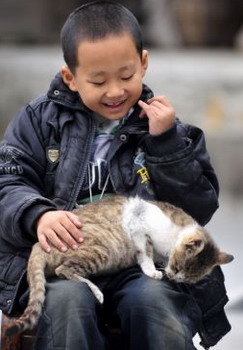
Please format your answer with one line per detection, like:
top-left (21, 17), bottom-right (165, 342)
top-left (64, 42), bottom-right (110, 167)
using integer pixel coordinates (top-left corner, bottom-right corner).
top-left (60, 1), bottom-right (143, 73)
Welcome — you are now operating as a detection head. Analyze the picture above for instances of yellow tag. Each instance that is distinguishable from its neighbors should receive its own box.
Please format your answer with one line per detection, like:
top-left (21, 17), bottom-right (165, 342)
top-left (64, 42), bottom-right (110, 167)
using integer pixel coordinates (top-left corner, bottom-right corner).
top-left (137, 166), bottom-right (150, 183)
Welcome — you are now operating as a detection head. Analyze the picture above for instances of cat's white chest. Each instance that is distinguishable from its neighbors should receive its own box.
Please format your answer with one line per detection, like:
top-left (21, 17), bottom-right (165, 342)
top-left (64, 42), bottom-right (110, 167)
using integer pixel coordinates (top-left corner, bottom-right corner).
top-left (122, 197), bottom-right (179, 256)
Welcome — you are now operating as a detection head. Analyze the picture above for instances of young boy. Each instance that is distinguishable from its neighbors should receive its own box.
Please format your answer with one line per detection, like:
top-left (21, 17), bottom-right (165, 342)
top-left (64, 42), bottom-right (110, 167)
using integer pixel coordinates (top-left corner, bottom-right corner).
top-left (0, 1), bottom-right (231, 349)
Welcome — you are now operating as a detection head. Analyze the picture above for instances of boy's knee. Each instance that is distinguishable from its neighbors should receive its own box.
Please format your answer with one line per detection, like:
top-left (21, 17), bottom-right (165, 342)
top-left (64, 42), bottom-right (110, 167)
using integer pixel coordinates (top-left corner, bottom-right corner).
top-left (44, 278), bottom-right (98, 313)
top-left (116, 276), bottom-right (198, 323)
top-left (117, 277), bottom-right (173, 311)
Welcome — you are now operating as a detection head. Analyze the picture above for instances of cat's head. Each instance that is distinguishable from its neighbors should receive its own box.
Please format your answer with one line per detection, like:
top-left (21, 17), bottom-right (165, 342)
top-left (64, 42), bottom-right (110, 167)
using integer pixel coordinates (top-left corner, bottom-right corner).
top-left (165, 226), bottom-right (234, 284)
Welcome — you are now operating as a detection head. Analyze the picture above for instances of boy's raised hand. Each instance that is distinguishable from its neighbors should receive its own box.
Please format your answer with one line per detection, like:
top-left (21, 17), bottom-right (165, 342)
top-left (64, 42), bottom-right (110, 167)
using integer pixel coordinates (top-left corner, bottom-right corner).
top-left (36, 210), bottom-right (83, 253)
top-left (138, 96), bottom-right (175, 135)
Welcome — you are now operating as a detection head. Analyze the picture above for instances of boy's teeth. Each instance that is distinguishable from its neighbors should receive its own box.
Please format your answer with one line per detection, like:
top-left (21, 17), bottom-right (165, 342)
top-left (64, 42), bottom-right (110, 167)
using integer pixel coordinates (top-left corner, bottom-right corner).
top-left (106, 101), bottom-right (123, 106)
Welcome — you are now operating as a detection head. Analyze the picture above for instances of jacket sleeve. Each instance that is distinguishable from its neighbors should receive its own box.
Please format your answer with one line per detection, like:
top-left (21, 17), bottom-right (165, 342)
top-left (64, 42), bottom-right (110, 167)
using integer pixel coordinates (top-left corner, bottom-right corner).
top-left (0, 105), bottom-right (57, 248)
top-left (144, 119), bottom-right (219, 225)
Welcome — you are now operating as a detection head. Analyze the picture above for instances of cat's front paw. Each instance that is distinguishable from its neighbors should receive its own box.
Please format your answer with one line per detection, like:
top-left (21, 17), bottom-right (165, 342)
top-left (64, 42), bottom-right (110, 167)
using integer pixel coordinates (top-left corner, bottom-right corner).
top-left (152, 270), bottom-right (163, 280)
top-left (145, 269), bottom-right (163, 280)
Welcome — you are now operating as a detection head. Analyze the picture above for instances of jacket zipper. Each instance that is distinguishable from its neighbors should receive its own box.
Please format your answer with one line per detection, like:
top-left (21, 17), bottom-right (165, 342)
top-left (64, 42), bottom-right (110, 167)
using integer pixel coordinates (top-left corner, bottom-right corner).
top-left (108, 120), bottom-right (148, 193)
top-left (65, 117), bottom-right (96, 210)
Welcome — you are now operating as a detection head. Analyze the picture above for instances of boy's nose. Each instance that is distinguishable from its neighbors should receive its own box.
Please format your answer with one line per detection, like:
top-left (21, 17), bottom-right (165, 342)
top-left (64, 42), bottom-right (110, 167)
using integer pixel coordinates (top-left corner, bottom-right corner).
top-left (106, 84), bottom-right (124, 98)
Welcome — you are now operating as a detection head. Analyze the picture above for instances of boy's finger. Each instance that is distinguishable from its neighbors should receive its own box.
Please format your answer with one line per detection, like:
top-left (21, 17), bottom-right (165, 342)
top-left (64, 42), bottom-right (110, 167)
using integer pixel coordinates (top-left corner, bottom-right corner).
top-left (48, 231), bottom-right (68, 252)
top-left (55, 223), bottom-right (80, 249)
top-left (149, 95), bottom-right (172, 107)
top-left (38, 234), bottom-right (52, 253)
top-left (66, 212), bottom-right (83, 228)
top-left (138, 100), bottom-right (150, 117)
top-left (138, 100), bottom-right (149, 110)
top-left (65, 212), bottom-right (84, 243)
top-left (138, 100), bottom-right (147, 118)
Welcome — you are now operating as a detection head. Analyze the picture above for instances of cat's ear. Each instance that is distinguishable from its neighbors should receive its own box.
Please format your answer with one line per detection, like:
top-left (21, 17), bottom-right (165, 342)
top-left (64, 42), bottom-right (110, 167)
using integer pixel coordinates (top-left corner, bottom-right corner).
top-left (185, 239), bottom-right (204, 255)
top-left (217, 251), bottom-right (234, 265)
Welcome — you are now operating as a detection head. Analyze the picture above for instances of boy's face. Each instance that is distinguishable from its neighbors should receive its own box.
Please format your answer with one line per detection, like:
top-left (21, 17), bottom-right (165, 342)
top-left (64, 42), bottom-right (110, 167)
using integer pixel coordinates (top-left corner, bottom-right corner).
top-left (61, 33), bottom-right (148, 120)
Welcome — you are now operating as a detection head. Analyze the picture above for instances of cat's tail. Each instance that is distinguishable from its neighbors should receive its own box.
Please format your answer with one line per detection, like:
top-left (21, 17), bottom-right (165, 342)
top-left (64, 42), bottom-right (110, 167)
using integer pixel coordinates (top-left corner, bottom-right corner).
top-left (4, 244), bottom-right (47, 336)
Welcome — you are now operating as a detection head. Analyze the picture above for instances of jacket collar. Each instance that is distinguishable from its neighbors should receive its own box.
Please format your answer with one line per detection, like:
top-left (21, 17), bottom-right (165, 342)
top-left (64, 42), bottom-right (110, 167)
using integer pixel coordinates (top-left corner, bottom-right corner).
top-left (47, 72), bottom-right (88, 112)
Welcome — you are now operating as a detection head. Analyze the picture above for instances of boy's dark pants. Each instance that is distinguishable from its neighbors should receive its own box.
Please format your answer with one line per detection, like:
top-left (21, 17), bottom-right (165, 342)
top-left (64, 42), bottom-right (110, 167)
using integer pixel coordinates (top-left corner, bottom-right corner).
top-left (33, 267), bottom-right (201, 350)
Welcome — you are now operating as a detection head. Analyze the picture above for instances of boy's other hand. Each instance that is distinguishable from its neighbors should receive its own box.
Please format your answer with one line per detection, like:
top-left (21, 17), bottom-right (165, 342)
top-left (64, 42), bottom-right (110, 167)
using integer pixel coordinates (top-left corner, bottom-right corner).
top-left (36, 210), bottom-right (83, 253)
top-left (138, 96), bottom-right (175, 135)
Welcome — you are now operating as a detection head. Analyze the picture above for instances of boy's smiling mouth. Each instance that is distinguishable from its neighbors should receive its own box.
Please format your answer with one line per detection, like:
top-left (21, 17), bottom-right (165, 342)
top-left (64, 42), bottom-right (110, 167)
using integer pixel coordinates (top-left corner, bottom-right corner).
top-left (102, 99), bottom-right (127, 109)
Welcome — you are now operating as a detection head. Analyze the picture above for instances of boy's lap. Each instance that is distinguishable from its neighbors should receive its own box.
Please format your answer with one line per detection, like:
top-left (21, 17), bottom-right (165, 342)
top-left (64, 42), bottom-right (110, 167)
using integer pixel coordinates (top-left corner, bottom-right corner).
top-left (42, 267), bottom-right (197, 314)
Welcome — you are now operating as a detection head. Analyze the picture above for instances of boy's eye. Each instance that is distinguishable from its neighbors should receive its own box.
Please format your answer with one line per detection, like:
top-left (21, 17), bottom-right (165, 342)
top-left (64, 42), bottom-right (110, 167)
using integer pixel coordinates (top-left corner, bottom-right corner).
top-left (122, 74), bottom-right (134, 81)
top-left (91, 81), bottom-right (105, 86)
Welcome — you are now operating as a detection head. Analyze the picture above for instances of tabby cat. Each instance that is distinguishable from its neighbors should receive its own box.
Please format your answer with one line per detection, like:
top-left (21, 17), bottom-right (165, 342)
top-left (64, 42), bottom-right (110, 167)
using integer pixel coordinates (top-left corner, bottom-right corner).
top-left (5, 195), bottom-right (233, 336)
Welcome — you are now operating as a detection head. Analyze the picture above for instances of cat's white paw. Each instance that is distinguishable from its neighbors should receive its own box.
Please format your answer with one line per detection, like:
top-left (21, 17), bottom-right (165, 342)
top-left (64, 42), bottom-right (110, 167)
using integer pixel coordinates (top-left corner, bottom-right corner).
top-left (151, 270), bottom-right (163, 280)
top-left (145, 269), bottom-right (163, 280)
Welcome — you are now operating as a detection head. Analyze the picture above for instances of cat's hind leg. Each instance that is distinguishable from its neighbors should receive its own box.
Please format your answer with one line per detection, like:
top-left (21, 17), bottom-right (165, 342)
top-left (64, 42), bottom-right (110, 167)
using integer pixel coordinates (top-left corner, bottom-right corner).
top-left (55, 264), bottom-right (104, 303)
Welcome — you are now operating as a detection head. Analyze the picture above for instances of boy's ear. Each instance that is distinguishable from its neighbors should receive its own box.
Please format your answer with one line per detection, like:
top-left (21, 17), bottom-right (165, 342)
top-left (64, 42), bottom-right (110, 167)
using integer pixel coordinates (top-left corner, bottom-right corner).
top-left (60, 66), bottom-right (77, 92)
top-left (141, 50), bottom-right (148, 77)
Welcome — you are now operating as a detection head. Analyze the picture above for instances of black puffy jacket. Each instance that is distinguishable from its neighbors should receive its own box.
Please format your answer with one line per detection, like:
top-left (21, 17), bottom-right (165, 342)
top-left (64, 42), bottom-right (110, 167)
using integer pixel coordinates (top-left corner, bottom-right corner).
top-left (0, 74), bottom-right (230, 348)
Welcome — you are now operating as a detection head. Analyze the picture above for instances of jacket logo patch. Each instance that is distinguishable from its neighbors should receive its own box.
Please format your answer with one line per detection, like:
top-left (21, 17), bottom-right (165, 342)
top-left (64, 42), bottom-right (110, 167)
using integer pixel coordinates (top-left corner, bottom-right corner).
top-left (0, 166), bottom-right (24, 175)
top-left (0, 145), bottom-right (24, 175)
top-left (0, 145), bottom-right (24, 164)
top-left (47, 147), bottom-right (60, 163)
